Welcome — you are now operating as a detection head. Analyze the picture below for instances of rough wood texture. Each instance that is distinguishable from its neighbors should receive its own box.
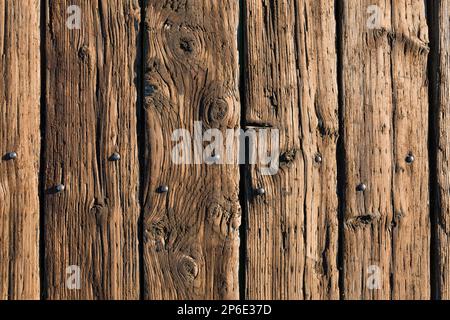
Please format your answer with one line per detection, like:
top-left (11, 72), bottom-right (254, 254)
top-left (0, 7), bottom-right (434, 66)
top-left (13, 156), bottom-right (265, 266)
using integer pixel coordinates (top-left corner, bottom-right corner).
top-left (0, 0), bottom-right (41, 300)
top-left (244, 0), bottom-right (339, 299)
top-left (43, 0), bottom-right (141, 299)
top-left (340, 0), bottom-right (430, 299)
top-left (434, 0), bottom-right (450, 300)
top-left (142, 0), bottom-right (241, 299)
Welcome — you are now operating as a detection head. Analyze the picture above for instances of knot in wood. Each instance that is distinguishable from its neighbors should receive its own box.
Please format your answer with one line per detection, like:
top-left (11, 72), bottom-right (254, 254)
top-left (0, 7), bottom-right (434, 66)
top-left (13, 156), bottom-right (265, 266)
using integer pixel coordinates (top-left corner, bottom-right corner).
top-left (78, 45), bottom-right (90, 62)
top-left (179, 255), bottom-right (199, 281)
top-left (179, 37), bottom-right (194, 53)
top-left (208, 99), bottom-right (228, 125)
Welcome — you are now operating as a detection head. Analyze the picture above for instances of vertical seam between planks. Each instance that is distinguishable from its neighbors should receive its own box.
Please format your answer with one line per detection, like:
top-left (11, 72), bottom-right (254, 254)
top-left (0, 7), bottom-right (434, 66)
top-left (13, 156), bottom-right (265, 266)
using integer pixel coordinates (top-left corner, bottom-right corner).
top-left (39, 0), bottom-right (47, 300)
top-left (334, 0), bottom-right (346, 300)
top-left (237, 0), bottom-right (248, 301)
top-left (137, 0), bottom-right (147, 301)
top-left (425, 0), bottom-right (440, 301)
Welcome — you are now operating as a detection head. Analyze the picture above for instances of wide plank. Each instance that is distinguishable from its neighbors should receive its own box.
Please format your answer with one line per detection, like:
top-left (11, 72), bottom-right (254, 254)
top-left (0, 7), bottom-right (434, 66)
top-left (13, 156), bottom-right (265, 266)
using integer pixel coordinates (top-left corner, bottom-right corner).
top-left (0, 0), bottom-right (41, 300)
top-left (244, 0), bottom-right (340, 299)
top-left (142, 0), bottom-right (241, 299)
top-left (43, 0), bottom-right (141, 299)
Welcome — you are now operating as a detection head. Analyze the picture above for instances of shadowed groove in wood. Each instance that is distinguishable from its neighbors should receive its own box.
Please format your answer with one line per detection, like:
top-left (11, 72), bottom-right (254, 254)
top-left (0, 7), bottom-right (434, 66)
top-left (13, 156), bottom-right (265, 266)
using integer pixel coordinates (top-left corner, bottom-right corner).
top-left (431, 0), bottom-right (450, 300)
top-left (238, 0), bottom-right (249, 301)
top-left (39, 0), bottom-right (48, 300)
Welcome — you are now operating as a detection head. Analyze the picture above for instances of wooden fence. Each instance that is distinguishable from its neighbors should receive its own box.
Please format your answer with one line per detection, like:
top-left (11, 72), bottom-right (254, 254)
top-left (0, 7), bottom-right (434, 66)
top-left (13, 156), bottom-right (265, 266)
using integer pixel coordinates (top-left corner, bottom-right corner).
top-left (0, 0), bottom-right (449, 300)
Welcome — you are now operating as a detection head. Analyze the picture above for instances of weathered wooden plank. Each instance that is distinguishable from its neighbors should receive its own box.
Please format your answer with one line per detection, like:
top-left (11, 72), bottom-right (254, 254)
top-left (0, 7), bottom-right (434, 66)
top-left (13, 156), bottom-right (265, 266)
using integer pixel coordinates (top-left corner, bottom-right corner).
top-left (433, 0), bottom-right (450, 300)
top-left (142, 1), bottom-right (241, 299)
top-left (0, 0), bottom-right (41, 300)
top-left (244, 0), bottom-right (339, 299)
top-left (44, 0), bottom-right (141, 299)
top-left (341, 0), bottom-right (430, 299)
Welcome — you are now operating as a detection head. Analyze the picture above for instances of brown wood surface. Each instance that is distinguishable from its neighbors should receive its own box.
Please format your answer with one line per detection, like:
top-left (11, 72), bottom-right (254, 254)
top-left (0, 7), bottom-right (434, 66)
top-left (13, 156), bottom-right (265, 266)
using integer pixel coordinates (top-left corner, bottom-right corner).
top-left (244, 0), bottom-right (339, 299)
top-left (0, 0), bottom-right (448, 301)
top-left (434, 0), bottom-right (450, 300)
top-left (340, 0), bottom-right (430, 299)
top-left (141, 0), bottom-right (241, 299)
top-left (43, 0), bottom-right (141, 299)
top-left (0, 0), bottom-right (41, 300)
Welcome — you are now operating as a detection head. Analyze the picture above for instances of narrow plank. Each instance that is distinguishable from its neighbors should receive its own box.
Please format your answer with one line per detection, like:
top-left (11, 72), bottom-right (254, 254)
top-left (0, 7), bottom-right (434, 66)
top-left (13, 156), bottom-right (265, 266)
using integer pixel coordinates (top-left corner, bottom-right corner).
top-left (0, 0), bottom-right (41, 300)
top-left (44, 0), bottom-right (141, 299)
top-left (141, 1), bottom-right (241, 299)
top-left (244, 0), bottom-right (340, 299)
top-left (341, 0), bottom-right (430, 299)
top-left (434, 0), bottom-right (450, 299)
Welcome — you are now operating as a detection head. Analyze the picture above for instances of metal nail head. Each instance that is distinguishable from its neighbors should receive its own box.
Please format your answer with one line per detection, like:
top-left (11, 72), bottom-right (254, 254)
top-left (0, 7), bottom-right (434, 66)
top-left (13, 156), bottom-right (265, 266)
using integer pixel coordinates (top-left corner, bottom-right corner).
top-left (208, 154), bottom-right (221, 164)
top-left (356, 183), bottom-right (367, 192)
top-left (110, 152), bottom-right (121, 161)
top-left (255, 188), bottom-right (265, 196)
top-left (158, 185), bottom-right (169, 193)
top-left (405, 154), bottom-right (415, 164)
top-left (55, 184), bottom-right (65, 193)
top-left (314, 154), bottom-right (322, 164)
top-left (7, 152), bottom-right (17, 160)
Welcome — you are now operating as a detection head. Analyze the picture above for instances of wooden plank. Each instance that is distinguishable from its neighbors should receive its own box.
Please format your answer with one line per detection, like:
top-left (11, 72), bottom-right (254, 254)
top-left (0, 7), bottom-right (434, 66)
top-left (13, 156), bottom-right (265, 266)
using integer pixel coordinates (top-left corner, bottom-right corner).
top-left (433, 0), bottom-right (450, 300)
top-left (244, 0), bottom-right (340, 299)
top-left (340, 0), bottom-right (430, 299)
top-left (0, 0), bottom-right (41, 300)
top-left (43, 0), bottom-right (141, 299)
top-left (141, 1), bottom-right (241, 299)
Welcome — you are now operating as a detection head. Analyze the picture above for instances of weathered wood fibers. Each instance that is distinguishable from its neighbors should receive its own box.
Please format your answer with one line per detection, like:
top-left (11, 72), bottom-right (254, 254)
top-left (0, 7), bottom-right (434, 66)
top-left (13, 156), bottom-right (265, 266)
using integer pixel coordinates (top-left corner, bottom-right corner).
top-left (341, 0), bottom-right (430, 299)
top-left (0, 0), bottom-right (40, 299)
top-left (142, 1), bottom-right (241, 299)
top-left (44, 0), bottom-right (141, 299)
top-left (434, 0), bottom-right (450, 300)
top-left (244, 0), bottom-right (339, 299)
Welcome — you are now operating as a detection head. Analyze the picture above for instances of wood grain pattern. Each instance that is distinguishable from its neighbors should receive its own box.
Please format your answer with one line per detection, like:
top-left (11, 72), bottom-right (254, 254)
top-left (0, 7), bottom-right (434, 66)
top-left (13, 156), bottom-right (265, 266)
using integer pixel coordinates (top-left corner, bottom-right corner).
top-left (0, 0), bottom-right (447, 301)
top-left (244, 0), bottom-right (339, 299)
top-left (433, 0), bottom-right (450, 300)
top-left (142, 0), bottom-right (241, 299)
top-left (43, 0), bottom-right (141, 299)
top-left (340, 0), bottom-right (430, 299)
top-left (0, 0), bottom-right (41, 300)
